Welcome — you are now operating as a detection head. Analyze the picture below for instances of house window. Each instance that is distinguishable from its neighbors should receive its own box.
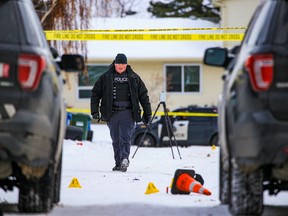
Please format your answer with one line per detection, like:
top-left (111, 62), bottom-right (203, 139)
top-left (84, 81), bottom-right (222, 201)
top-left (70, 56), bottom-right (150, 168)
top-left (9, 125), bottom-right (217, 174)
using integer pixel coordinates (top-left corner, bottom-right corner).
top-left (78, 64), bottom-right (108, 99)
top-left (165, 64), bottom-right (201, 93)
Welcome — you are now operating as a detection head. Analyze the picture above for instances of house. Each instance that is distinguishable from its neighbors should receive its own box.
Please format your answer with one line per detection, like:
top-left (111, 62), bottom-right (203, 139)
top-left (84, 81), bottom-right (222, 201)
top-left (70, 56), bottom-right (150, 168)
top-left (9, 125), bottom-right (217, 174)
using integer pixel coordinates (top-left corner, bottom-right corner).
top-left (63, 17), bottom-right (227, 112)
top-left (63, 1), bottom-right (262, 113)
top-left (212, 0), bottom-right (260, 48)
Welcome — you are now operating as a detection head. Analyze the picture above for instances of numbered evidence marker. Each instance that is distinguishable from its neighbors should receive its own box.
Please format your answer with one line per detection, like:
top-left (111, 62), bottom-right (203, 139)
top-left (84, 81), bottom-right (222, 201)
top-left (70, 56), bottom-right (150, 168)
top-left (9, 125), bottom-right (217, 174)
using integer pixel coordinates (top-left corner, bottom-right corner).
top-left (145, 182), bottom-right (160, 194)
top-left (68, 177), bottom-right (82, 188)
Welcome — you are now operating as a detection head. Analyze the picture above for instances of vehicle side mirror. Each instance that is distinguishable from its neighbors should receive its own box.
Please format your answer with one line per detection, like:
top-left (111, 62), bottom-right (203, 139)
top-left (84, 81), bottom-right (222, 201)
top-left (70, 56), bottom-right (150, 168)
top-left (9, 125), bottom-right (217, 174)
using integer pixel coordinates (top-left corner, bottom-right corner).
top-left (60, 54), bottom-right (85, 72)
top-left (203, 47), bottom-right (228, 67)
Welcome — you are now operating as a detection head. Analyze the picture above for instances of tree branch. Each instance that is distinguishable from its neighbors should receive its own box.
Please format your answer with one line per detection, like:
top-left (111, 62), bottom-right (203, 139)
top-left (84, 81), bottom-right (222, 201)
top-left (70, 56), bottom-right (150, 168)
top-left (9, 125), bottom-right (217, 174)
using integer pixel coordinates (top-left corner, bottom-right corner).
top-left (41, 0), bottom-right (58, 24)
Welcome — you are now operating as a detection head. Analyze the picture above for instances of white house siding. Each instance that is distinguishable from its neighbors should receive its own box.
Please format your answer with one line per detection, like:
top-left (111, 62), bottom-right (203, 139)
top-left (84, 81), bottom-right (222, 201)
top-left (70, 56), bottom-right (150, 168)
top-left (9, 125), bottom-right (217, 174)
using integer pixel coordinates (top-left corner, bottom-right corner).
top-left (213, 0), bottom-right (260, 48)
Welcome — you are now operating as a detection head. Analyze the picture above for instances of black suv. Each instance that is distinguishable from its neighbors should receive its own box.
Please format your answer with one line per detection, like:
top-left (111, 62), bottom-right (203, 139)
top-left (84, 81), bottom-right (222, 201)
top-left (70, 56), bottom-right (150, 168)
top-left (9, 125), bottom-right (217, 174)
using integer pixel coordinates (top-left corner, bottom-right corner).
top-left (0, 0), bottom-right (84, 213)
top-left (132, 105), bottom-right (218, 147)
top-left (204, 0), bottom-right (288, 215)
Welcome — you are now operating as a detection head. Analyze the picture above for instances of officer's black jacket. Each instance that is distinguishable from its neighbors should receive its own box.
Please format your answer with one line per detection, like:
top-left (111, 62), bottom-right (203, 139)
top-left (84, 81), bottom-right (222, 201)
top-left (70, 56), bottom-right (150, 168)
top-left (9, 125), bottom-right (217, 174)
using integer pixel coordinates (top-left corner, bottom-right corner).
top-left (90, 62), bottom-right (152, 122)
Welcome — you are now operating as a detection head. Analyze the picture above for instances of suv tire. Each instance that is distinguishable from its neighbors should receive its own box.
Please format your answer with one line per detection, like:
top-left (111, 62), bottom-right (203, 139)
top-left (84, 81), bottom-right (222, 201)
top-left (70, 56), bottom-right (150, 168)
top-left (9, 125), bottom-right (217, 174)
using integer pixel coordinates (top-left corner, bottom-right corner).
top-left (18, 117), bottom-right (62, 213)
top-left (229, 160), bottom-right (264, 215)
top-left (53, 149), bottom-right (63, 204)
top-left (18, 161), bottom-right (55, 213)
top-left (219, 149), bottom-right (230, 204)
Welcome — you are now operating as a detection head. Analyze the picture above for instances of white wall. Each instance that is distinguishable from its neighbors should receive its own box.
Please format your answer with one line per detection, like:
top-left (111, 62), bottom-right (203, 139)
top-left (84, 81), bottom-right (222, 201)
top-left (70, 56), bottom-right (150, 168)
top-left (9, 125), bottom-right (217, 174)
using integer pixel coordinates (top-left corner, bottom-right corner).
top-left (219, 0), bottom-right (260, 48)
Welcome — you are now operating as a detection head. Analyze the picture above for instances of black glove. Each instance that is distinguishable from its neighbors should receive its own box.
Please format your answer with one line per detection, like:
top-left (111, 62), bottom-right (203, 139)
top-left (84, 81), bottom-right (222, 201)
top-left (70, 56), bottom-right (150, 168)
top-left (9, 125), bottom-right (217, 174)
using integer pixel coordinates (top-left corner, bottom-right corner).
top-left (143, 115), bottom-right (152, 125)
top-left (194, 173), bottom-right (204, 185)
top-left (92, 113), bottom-right (100, 120)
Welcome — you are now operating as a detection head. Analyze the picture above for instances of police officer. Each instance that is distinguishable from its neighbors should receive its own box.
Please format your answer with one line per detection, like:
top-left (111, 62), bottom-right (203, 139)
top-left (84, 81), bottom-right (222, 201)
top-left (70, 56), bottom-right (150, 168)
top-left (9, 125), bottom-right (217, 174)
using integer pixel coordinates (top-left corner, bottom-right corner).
top-left (90, 53), bottom-right (152, 172)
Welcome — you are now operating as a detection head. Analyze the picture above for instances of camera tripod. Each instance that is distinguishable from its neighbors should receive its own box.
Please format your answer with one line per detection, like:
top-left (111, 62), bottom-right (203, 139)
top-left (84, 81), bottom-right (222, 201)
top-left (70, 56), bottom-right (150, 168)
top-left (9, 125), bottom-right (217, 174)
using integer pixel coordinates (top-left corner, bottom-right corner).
top-left (132, 101), bottom-right (182, 159)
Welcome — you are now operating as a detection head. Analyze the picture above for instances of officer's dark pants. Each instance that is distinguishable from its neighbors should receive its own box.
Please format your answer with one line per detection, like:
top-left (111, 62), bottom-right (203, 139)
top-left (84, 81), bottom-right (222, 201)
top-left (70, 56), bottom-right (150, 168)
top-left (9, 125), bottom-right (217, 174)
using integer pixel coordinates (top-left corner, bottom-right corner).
top-left (107, 109), bottom-right (135, 166)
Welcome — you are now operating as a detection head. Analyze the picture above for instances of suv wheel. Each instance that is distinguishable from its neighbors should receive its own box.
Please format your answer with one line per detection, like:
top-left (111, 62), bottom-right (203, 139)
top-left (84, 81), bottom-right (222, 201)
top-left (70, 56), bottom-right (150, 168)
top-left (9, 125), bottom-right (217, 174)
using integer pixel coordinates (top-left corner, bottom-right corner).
top-left (219, 149), bottom-right (230, 204)
top-left (135, 134), bottom-right (156, 147)
top-left (53, 149), bottom-right (63, 204)
top-left (18, 161), bottom-right (55, 213)
top-left (229, 160), bottom-right (264, 215)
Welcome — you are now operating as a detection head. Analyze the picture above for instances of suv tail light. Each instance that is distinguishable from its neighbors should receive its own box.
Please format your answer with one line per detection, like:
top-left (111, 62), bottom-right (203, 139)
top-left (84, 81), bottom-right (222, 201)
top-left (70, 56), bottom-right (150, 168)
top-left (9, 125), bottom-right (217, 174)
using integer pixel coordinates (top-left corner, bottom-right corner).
top-left (245, 54), bottom-right (274, 92)
top-left (18, 54), bottom-right (46, 91)
top-left (0, 63), bottom-right (10, 78)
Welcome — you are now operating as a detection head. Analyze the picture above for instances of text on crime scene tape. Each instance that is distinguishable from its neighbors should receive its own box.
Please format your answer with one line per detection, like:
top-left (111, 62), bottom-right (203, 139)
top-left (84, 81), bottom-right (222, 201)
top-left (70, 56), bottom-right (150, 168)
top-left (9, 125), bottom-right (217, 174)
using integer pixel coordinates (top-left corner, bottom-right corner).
top-left (45, 33), bottom-right (244, 41)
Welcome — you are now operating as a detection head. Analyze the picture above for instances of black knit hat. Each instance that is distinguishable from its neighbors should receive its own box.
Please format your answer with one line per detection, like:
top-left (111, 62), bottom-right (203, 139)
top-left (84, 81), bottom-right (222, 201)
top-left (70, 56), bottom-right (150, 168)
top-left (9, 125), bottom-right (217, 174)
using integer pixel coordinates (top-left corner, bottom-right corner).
top-left (115, 53), bottom-right (127, 64)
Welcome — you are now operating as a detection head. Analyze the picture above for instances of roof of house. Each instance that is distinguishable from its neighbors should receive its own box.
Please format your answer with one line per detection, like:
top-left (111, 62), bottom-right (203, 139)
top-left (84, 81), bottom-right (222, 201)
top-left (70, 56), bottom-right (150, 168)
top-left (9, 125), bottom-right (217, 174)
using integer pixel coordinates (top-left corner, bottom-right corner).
top-left (86, 18), bottom-right (223, 61)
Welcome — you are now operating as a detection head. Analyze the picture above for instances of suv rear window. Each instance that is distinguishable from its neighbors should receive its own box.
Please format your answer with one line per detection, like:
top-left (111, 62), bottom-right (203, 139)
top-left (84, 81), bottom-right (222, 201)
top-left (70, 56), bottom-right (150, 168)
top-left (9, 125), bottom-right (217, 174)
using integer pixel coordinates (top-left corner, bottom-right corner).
top-left (245, 1), bottom-right (288, 46)
top-left (273, 1), bottom-right (288, 44)
top-left (0, 2), bottom-right (19, 43)
top-left (19, 2), bottom-right (47, 46)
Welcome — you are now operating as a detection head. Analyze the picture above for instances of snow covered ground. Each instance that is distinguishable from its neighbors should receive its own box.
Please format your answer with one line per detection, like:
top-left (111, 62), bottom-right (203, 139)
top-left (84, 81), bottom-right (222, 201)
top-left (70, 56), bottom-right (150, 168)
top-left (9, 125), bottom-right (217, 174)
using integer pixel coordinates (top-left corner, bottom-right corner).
top-left (1, 124), bottom-right (288, 215)
top-left (60, 124), bottom-right (221, 207)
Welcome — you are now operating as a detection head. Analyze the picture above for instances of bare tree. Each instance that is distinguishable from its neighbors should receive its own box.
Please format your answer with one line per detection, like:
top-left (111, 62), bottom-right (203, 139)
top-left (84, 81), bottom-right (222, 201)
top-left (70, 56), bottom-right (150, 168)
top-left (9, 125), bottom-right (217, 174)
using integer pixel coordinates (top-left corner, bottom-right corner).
top-left (94, 0), bottom-right (141, 17)
top-left (32, 0), bottom-right (93, 56)
top-left (32, 0), bottom-right (144, 90)
top-left (33, 0), bottom-right (141, 55)
top-left (115, 0), bottom-right (141, 17)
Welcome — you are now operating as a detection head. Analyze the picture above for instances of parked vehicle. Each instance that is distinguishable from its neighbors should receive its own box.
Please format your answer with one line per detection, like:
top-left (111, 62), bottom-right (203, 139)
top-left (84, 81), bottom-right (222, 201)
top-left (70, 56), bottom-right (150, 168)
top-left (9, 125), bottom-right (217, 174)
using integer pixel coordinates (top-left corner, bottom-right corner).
top-left (0, 0), bottom-right (84, 213)
top-left (203, 0), bottom-right (288, 215)
top-left (131, 105), bottom-right (218, 147)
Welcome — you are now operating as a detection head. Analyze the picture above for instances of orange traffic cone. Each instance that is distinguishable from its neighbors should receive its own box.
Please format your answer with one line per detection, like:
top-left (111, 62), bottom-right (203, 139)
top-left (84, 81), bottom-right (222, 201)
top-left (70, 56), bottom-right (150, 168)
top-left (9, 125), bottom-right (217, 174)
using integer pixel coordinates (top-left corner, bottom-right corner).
top-left (171, 169), bottom-right (211, 196)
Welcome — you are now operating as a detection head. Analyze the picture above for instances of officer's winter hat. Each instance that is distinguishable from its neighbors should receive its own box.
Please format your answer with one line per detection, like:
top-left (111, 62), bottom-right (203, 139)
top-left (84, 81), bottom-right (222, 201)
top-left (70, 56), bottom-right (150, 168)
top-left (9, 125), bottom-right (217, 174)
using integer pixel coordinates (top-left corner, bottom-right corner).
top-left (115, 53), bottom-right (127, 64)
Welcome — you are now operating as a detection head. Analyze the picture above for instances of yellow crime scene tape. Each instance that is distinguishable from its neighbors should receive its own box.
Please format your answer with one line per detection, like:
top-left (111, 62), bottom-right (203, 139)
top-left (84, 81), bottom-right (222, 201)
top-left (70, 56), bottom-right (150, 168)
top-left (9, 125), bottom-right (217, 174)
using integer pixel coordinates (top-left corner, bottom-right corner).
top-left (45, 32), bottom-right (244, 41)
top-left (45, 26), bottom-right (246, 33)
top-left (44, 26), bottom-right (246, 41)
top-left (66, 108), bottom-right (218, 117)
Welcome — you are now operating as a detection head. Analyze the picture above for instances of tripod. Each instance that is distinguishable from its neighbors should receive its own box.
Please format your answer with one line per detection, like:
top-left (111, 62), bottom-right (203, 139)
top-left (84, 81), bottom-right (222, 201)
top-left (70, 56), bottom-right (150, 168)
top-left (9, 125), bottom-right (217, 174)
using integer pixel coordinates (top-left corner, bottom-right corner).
top-left (132, 101), bottom-right (182, 159)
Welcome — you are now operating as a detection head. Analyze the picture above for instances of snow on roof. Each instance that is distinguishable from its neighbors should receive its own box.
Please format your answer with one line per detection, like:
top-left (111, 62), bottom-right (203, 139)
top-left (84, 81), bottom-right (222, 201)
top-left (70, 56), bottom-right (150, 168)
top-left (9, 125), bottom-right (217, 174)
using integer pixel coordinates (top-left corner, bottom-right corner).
top-left (87, 18), bottom-right (223, 61)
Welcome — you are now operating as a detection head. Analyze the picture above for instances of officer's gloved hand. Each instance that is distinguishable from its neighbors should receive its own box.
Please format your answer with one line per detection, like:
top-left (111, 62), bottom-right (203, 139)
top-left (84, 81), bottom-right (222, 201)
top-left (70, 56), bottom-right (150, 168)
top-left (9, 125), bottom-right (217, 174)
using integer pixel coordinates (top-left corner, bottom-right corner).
top-left (144, 115), bottom-right (152, 125)
top-left (194, 173), bottom-right (204, 185)
top-left (92, 113), bottom-right (100, 120)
